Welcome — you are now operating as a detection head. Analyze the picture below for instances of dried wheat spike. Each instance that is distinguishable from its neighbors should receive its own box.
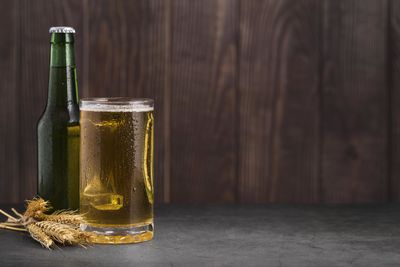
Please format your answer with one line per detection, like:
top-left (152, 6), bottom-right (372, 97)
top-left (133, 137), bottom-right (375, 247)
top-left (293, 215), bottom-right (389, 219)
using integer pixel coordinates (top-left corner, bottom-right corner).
top-left (34, 221), bottom-right (78, 245)
top-left (26, 223), bottom-right (53, 249)
top-left (34, 221), bottom-right (91, 245)
top-left (74, 229), bottom-right (94, 245)
top-left (37, 210), bottom-right (84, 227)
top-left (25, 197), bottom-right (51, 218)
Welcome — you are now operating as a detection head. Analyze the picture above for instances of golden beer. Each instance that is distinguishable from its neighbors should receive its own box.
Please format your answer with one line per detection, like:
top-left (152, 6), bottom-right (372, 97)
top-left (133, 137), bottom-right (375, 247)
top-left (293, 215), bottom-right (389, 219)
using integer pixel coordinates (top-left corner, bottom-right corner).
top-left (79, 98), bottom-right (154, 244)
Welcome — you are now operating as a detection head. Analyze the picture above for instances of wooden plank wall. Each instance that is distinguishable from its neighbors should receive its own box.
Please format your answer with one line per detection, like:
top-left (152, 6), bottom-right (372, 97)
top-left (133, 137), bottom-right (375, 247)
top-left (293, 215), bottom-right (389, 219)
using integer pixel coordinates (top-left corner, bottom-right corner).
top-left (321, 0), bottom-right (389, 202)
top-left (0, 0), bottom-right (397, 204)
top-left (170, 0), bottom-right (238, 204)
top-left (0, 0), bottom-right (19, 203)
top-left (86, 0), bottom-right (168, 203)
top-left (239, 0), bottom-right (321, 203)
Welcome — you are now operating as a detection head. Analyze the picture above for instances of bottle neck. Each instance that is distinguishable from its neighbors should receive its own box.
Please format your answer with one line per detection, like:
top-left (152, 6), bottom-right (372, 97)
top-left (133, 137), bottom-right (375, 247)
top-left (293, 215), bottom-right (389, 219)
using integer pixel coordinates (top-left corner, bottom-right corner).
top-left (47, 33), bottom-right (79, 109)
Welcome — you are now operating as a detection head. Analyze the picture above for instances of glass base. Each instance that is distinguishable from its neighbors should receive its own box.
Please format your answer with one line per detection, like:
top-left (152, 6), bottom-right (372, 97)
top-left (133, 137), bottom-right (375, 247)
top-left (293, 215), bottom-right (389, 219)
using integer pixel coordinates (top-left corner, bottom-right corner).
top-left (81, 223), bottom-right (154, 244)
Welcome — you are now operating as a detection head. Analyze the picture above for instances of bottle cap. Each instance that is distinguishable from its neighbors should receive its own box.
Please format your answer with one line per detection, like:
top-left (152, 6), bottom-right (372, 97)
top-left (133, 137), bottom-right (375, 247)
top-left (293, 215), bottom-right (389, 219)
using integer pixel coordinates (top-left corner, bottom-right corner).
top-left (49, 26), bottom-right (75, 34)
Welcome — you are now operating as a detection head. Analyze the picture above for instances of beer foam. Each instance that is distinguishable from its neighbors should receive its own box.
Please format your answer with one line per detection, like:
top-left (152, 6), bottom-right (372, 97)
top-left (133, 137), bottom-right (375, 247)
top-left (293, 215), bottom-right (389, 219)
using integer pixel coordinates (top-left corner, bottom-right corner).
top-left (80, 103), bottom-right (153, 112)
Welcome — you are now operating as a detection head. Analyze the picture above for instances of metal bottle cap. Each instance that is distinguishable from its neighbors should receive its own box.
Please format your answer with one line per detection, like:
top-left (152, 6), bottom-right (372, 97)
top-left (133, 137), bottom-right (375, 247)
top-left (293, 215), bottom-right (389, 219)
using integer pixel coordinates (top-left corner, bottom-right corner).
top-left (49, 26), bottom-right (75, 33)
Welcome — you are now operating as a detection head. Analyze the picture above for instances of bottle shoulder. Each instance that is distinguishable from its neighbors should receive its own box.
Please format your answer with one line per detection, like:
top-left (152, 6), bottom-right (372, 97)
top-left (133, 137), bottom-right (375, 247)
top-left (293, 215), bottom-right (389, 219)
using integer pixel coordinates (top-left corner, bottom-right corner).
top-left (38, 106), bottom-right (79, 126)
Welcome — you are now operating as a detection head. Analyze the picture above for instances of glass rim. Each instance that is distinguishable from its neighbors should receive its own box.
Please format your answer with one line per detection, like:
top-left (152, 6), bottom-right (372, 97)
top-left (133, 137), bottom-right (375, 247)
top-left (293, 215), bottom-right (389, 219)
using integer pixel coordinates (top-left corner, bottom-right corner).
top-left (80, 97), bottom-right (154, 112)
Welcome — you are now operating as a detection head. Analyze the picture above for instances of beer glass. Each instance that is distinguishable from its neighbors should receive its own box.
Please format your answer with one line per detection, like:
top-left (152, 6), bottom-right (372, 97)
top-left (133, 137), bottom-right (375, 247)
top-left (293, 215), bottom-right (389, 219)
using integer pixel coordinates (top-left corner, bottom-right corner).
top-left (79, 98), bottom-right (154, 244)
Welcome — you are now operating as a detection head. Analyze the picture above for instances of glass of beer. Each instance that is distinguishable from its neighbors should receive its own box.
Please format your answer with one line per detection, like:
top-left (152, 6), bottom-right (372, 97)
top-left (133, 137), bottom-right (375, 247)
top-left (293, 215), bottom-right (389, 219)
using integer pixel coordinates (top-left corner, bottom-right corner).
top-left (79, 98), bottom-right (154, 244)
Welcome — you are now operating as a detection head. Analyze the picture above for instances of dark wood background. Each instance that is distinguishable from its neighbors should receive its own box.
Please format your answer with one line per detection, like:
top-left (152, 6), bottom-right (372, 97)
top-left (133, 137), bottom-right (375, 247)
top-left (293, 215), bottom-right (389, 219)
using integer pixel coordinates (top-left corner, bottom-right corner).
top-left (0, 0), bottom-right (398, 204)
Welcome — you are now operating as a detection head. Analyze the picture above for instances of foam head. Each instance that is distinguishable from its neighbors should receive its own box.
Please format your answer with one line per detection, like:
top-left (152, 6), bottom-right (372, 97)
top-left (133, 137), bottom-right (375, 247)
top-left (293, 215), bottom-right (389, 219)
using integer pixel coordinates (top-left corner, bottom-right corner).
top-left (80, 98), bottom-right (154, 112)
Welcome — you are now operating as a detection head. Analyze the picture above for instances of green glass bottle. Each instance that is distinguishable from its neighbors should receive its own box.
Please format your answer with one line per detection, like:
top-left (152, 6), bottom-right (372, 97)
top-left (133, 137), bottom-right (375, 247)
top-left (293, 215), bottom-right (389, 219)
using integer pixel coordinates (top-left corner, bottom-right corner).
top-left (37, 26), bottom-right (79, 210)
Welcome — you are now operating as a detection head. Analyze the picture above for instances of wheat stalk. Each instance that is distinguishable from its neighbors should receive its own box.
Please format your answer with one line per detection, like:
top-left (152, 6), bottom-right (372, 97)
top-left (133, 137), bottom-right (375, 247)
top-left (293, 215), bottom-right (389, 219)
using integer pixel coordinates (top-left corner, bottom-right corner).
top-left (0, 223), bottom-right (27, 232)
top-left (0, 209), bottom-right (19, 222)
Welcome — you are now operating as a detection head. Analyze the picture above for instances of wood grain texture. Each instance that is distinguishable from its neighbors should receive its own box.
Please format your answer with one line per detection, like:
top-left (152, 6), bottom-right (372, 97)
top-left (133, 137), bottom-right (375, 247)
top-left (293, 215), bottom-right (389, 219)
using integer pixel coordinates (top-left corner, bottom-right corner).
top-left (390, 0), bottom-right (400, 201)
top-left (321, 0), bottom-right (388, 202)
top-left (239, 0), bottom-right (321, 203)
top-left (86, 0), bottom-right (168, 203)
top-left (19, 0), bottom-right (84, 201)
top-left (170, 0), bottom-right (238, 203)
top-left (0, 0), bottom-right (19, 203)
top-left (0, 0), bottom-right (396, 205)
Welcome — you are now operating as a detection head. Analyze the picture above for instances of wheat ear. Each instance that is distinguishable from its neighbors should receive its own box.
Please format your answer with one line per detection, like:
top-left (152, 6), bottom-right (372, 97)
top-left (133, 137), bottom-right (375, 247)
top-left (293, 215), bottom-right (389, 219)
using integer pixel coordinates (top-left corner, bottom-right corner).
top-left (26, 223), bottom-right (53, 249)
top-left (34, 221), bottom-right (89, 245)
top-left (24, 197), bottom-right (51, 218)
top-left (73, 229), bottom-right (93, 245)
top-left (36, 210), bottom-right (85, 227)
top-left (34, 221), bottom-right (77, 244)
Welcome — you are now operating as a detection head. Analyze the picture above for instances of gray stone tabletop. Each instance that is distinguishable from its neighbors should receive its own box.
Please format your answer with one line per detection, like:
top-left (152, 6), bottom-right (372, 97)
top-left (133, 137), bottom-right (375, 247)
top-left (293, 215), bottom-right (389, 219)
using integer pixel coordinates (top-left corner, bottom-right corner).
top-left (0, 204), bottom-right (399, 267)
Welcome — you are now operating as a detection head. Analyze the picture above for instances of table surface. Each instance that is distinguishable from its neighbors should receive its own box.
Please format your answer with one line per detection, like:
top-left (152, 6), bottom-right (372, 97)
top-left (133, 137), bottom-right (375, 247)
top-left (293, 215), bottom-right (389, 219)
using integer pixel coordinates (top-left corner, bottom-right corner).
top-left (0, 204), bottom-right (399, 267)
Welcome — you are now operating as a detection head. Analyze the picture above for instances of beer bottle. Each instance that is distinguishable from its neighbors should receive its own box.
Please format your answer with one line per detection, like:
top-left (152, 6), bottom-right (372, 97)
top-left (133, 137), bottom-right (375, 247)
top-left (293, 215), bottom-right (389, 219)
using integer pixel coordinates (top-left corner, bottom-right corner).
top-left (37, 26), bottom-right (80, 210)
